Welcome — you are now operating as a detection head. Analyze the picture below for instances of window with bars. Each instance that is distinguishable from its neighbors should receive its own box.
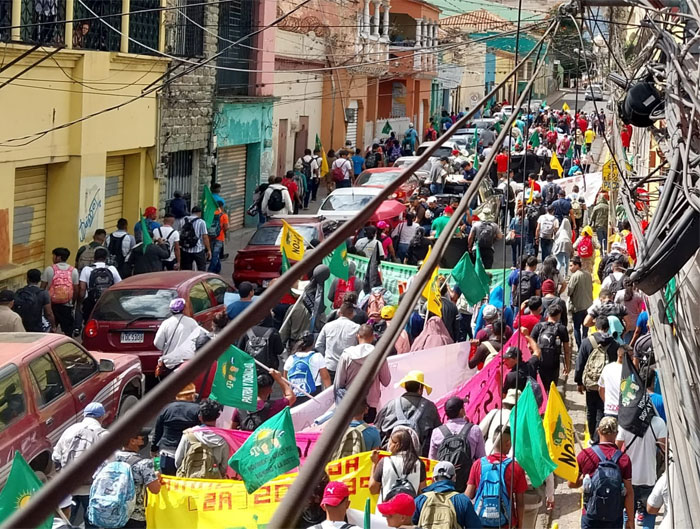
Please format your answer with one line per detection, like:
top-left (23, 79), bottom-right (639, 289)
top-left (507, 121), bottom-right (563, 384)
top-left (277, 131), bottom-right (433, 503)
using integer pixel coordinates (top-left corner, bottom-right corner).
top-left (171, 0), bottom-right (204, 57)
top-left (129, 0), bottom-right (160, 55)
top-left (20, 0), bottom-right (66, 45)
top-left (72, 0), bottom-right (121, 51)
top-left (0, 0), bottom-right (11, 41)
top-left (216, 0), bottom-right (253, 96)
top-left (165, 150), bottom-right (194, 213)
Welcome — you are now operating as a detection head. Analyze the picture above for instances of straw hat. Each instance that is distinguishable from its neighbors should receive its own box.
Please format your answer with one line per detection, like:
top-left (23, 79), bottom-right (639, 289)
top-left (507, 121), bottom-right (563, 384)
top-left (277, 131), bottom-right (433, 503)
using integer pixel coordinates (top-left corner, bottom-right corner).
top-left (395, 370), bottom-right (432, 394)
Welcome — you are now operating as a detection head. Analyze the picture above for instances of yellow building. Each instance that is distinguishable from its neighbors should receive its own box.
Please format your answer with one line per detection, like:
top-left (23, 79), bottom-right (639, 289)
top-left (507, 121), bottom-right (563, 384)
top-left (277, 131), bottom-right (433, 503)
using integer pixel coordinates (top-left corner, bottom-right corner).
top-left (0, 0), bottom-right (168, 289)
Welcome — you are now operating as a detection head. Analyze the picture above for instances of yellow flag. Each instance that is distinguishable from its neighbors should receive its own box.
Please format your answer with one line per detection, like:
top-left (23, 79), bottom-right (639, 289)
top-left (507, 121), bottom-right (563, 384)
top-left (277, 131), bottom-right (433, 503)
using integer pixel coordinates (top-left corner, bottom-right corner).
top-left (280, 220), bottom-right (305, 261)
top-left (562, 102), bottom-right (570, 112)
top-left (543, 382), bottom-right (579, 482)
top-left (550, 154), bottom-right (564, 177)
top-left (420, 246), bottom-right (442, 318)
top-left (320, 151), bottom-right (329, 177)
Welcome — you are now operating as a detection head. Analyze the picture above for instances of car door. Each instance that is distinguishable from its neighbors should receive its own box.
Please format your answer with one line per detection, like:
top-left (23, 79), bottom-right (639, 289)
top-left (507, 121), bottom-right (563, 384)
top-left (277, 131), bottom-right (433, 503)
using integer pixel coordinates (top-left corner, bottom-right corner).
top-left (188, 281), bottom-right (219, 331)
top-left (52, 342), bottom-right (107, 421)
top-left (26, 352), bottom-right (77, 448)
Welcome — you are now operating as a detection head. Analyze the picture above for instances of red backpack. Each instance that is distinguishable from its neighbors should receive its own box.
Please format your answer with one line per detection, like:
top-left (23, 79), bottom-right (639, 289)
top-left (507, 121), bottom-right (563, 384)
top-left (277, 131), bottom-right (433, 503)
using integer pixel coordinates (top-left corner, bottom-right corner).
top-left (333, 277), bottom-right (356, 309)
top-left (577, 235), bottom-right (594, 258)
top-left (49, 264), bottom-right (75, 304)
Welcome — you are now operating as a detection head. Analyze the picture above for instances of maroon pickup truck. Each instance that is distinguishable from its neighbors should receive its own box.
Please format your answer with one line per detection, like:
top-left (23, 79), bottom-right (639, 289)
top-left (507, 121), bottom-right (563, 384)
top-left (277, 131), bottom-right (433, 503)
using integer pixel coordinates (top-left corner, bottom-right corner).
top-left (0, 333), bottom-right (143, 486)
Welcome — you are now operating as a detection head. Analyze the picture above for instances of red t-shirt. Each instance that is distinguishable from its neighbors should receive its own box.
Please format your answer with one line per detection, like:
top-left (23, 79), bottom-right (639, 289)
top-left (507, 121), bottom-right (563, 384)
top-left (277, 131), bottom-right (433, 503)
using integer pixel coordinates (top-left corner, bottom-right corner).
top-left (514, 313), bottom-right (541, 333)
top-left (495, 153), bottom-right (509, 173)
top-left (528, 179), bottom-right (542, 192)
top-left (577, 117), bottom-right (588, 132)
top-left (468, 454), bottom-right (528, 525)
top-left (282, 178), bottom-right (298, 199)
top-left (576, 443), bottom-right (632, 514)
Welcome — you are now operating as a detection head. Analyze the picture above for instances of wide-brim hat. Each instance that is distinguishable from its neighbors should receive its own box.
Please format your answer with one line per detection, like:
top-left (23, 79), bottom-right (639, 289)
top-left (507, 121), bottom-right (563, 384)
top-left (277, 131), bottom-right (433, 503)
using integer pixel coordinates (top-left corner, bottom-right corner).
top-left (395, 370), bottom-right (432, 394)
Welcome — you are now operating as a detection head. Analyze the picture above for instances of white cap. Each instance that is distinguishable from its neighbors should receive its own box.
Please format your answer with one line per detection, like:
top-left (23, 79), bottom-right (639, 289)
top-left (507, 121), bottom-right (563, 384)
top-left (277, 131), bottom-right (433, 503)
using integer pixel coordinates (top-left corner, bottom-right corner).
top-left (427, 196), bottom-right (438, 204)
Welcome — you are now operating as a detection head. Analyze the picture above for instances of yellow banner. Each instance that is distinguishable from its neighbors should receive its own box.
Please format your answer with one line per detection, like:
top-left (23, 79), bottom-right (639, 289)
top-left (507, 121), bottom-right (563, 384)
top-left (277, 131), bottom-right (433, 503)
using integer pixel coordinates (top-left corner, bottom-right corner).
top-left (146, 452), bottom-right (438, 529)
top-left (543, 382), bottom-right (579, 483)
top-left (281, 220), bottom-right (305, 261)
top-left (420, 246), bottom-right (442, 318)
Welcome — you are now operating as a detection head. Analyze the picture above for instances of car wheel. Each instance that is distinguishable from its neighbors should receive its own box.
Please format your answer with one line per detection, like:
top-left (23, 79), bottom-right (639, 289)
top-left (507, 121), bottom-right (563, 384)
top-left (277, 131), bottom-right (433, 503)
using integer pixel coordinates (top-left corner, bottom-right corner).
top-left (118, 394), bottom-right (139, 419)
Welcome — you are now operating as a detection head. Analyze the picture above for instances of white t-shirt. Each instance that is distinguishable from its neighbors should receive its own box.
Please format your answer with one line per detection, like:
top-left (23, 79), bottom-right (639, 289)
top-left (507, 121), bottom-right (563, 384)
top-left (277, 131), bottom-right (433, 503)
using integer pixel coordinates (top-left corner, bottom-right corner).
top-left (537, 214), bottom-right (559, 239)
top-left (617, 416), bottom-right (667, 486)
top-left (392, 221), bottom-right (419, 246)
top-left (153, 226), bottom-right (180, 262)
top-left (355, 237), bottom-right (385, 258)
top-left (647, 462), bottom-right (673, 529)
top-left (283, 351), bottom-right (325, 396)
top-left (299, 155), bottom-right (320, 178)
top-left (598, 362), bottom-right (623, 415)
top-left (331, 158), bottom-right (352, 181)
top-left (602, 271), bottom-right (625, 291)
top-left (42, 262), bottom-right (80, 287)
top-left (79, 262), bottom-right (122, 298)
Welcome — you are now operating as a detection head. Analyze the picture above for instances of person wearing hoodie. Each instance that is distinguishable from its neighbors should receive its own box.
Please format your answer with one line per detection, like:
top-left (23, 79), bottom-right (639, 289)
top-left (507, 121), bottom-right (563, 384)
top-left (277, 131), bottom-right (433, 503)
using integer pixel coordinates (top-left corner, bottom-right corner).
top-left (552, 217), bottom-right (573, 277)
top-left (334, 324), bottom-right (391, 422)
top-left (574, 315), bottom-right (620, 443)
top-left (573, 225), bottom-right (600, 275)
top-left (410, 315), bottom-right (454, 351)
top-left (473, 285), bottom-right (514, 334)
top-left (175, 399), bottom-right (229, 478)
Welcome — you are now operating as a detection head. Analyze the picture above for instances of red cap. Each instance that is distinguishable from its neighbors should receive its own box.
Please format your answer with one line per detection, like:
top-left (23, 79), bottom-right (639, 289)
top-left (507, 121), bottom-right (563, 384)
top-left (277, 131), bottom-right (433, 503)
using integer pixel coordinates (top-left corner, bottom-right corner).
top-left (144, 206), bottom-right (157, 217)
top-left (320, 481), bottom-right (350, 507)
top-left (444, 206), bottom-right (454, 214)
top-left (542, 279), bottom-right (556, 294)
top-left (377, 493), bottom-right (416, 517)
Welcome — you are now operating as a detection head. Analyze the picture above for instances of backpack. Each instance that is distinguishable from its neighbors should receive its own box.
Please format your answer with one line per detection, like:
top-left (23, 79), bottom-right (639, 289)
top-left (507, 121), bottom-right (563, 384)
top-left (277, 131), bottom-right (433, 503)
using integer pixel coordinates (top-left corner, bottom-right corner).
top-left (536, 321), bottom-right (562, 370)
top-left (539, 215), bottom-right (556, 238)
top-left (87, 267), bottom-right (115, 305)
top-left (77, 244), bottom-right (99, 271)
top-left (88, 456), bottom-right (138, 529)
top-left (239, 401), bottom-right (272, 431)
top-left (477, 222), bottom-right (497, 247)
top-left (582, 335), bottom-right (609, 391)
top-left (207, 212), bottom-right (222, 238)
top-left (385, 457), bottom-right (417, 499)
top-left (331, 163), bottom-right (346, 183)
top-left (473, 457), bottom-right (512, 527)
top-left (331, 423), bottom-right (368, 461)
top-left (584, 445), bottom-right (624, 521)
top-left (153, 228), bottom-right (176, 260)
top-left (287, 354), bottom-right (317, 396)
top-left (14, 286), bottom-right (44, 332)
top-left (267, 188), bottom-right (285, 211)
top-left (301, 158), bottom-right (312, 179)
top-left (107, 234), bottom-right (126, 267)
top-left (606, 273), bottom-right (624, 294)
top-left (577, 236), bottom-right (594, 258)
top-left (393, 398), bottom-right (427, 437)
top-left (417, 491), bottom-right (459, 529)
top-left (49, 264), bottom-right (75, 304)
top-left (571, 199), bottom-right (583, 219)
top-left (367, 290), bottom-right (386, 319)
top-left (176, 431), bottom-right (224, 479)
top-left (366, 152), bottom-right (379, 169)
top-left (333, 277), bottom-right (356, 309)
top-left (245, 328), bottom-right (276, 371)
top-left (514, 270), bottom-right (536, 306)
top-left (544, 184), bottom-right (558, 205)
top-left (180, 218), bottom-right (199, 250)
top-left (526, 205), bottom-right (541, 225)
top-left (436, 423), bottom-right (474, 492)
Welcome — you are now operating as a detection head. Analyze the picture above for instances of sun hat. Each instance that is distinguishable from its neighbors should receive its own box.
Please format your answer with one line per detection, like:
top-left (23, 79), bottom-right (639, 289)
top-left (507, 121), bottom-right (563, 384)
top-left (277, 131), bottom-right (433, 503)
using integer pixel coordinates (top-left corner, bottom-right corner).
top-left (395, 370), bottom-right (432, 394)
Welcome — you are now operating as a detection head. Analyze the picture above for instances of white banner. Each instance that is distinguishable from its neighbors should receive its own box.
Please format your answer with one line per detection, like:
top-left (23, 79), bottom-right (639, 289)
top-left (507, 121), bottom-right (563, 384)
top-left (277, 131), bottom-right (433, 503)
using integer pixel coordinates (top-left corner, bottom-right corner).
top-left (553, 171), bottom-right (602, 207)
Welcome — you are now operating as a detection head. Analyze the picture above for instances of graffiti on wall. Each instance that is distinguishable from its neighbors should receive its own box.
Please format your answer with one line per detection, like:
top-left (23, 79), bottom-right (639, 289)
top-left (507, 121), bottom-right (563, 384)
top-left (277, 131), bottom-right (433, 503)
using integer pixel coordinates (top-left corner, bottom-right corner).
top-left (78, 177), bottom-right (105, 245)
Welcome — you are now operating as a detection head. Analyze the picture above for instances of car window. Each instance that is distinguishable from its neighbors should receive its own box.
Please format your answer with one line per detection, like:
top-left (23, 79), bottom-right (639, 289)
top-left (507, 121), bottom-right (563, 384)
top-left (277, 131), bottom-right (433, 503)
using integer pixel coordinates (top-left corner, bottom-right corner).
top-left (416, 146), bottom-right (453, 158)
top-left (356, 171), bottom-right (403, 187)
top-left (54, 342), bottom-right (98, 387)
top-left (189, 282), bottom-right (213, 314)
top-left (206, 278), bottom-right (228, 305)
top-left (91, 289), bottom-right (177, 321)
top-left (29, 353), bottom-right (66, 407)
top-left (320, 193), bottom-right (374, 211)
top-left (394, 159), bottom-right (432, 172)
top-left (0, 365), bottom-right (25, 432)
top-left (248, 225), bottom-right (319, 246)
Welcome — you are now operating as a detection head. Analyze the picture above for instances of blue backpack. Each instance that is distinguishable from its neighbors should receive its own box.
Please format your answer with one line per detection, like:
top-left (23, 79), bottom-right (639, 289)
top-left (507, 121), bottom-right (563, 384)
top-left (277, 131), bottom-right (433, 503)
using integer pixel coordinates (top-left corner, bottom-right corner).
top-left (473, 457), bottom-right (512, 527)
top-left (585, 445), bottom-right (624, 521)
top-left (88, 457), bottom-right (138, 528)
top-left (287, 354), bottom-right (316, 396)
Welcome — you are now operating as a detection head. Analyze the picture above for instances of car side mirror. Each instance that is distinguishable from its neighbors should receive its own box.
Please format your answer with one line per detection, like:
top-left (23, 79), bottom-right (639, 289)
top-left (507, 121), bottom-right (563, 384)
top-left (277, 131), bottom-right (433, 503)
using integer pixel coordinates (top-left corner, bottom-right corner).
top-left (98, 359), bottom-right (115, 372)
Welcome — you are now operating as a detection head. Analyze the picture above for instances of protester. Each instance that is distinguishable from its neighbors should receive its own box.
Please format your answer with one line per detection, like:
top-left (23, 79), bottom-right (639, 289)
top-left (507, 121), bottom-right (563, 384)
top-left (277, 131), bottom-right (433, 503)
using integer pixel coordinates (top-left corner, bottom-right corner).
top-left (380, 305), bottom-right (411, 354)
top-left (590, 195), bottom-right (610, 252)
top-left (75, 229), bottom-right (106, 271)
top-left (332, 400), bottom-right (382, 460)
top-left (598, 345), bottom-right (631, 417)
top-left (79, 247), bottom-right (121, 321)
top-left (573, 226), bottom-right (599, 275)
top-left (541, 278), bottom-right (568, 327)
top-left (315, 302), bottom-right (360, 381)
top-left (567, 256), bottom-right (594, 348)
top-left (531, 303), bottom-right (571, 391)
top-left (536, 205), bottom-right (559, 258)
top-left (552, 218), bottom-right (573, 275)
top-left (174, 399), bottom-right (228, 479)
top-left (13, 269), bottom-right (55, 332)
top-left (369, 428), bottom-right (426, 500)
top-left (469, 319), bottom-right (508, 370)
top-left (508, 255), bottom-right (541, 308)
top-left (134, 206), bottom-right (160, 243)
top-left (501, 332), bottom-right (543, 395)
top-left (406, 227), bottom-right (430, 265)
top-left (640, 367), bottom-right (665, 421)
top-left (377, 493), bottom-right (416, 528)
top-left (207, 201), bottom-right (229, 273)
top-left (469, 219), bottom-right (502, 269)
top-left (0, 290), bottom-right (24, 332)
top-left (125, 236), bottom-right (170, 275)
top-left (316, 481), bottom-right (359, 529)
top-left (646, 462), bottom-right (673, 529)
top-left (584, 289), bottom-right (628, 330)
top-left (41, 247), bottom-right (80, 335)
top-left (614, 277), bottom-right (644, 343)
top-left (153, 213), bottom-right (181, 270)
top-left (262, 176), bottom-right (295, 216)
top-left (283, 331), bottom-right (331, 404)
top-left (231, 370), bottom-right (296, 430)
top-left (479, 389), bottom-right (518, 455)
top-left (332, 149), bottom-right (354, 188)
top-left (411, 315), bottom-right (454, 351)
top-left (106, 218), bottom-right (135, 278)
top-left (154, 298), bottom-right (203, 379)
top-left (227, 281), bottom-right (255, 320)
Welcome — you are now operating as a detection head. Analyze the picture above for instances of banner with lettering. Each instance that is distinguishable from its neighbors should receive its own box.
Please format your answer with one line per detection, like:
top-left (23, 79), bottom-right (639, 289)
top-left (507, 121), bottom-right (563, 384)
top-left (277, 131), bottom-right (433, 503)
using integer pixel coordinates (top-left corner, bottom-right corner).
top-left (146, 452), bottom-right (437, 529)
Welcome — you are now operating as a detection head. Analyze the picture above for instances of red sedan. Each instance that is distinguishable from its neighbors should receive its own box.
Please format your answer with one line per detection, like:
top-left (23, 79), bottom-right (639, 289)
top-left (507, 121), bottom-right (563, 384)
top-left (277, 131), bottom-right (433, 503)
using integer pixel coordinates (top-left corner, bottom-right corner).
top-left (354, 167), bottom-right (421, 202)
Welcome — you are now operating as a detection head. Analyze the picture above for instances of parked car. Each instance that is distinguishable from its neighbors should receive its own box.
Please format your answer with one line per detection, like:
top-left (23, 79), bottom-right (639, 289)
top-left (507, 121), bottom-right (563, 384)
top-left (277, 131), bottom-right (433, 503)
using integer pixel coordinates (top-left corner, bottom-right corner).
top-left (451, 128), bottom-right (477, 151)
top-left (415, 140), bottom-right (465, 159)
top-left (319, 187), bottom-right (406, 231)
top-left (233, 215), bottom-right (338, 289)
top-left (354, 168), bottom-right (420, 201)
top-left (82, 271), bottom-right (231, 375)
top-left (392, 157), bottom-right (433, 181)
top-left (0, 333), bottom-right (143, 485)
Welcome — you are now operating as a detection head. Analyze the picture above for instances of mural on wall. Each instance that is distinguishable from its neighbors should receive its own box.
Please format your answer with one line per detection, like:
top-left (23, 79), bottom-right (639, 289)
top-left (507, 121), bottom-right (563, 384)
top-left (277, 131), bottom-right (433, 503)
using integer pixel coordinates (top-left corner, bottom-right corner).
top-left (78, 176), bottom-right (105, 245)
top-left (391, 82), bottom-right (407, 117)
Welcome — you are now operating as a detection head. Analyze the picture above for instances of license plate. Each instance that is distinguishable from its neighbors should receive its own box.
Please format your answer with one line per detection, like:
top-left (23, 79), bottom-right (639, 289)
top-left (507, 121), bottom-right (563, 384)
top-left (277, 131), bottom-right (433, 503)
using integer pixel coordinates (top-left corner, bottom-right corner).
top-left (262, 280), bottom-right (271, 288)
top-left (121, 331), bottom-right (144, 344)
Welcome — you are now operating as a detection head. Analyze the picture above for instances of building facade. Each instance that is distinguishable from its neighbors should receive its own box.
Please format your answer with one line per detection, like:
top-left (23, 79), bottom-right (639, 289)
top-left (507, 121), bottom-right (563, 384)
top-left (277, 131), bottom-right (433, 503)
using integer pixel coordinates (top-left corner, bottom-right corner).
top-left (0, 0), bottom-right (168, 289)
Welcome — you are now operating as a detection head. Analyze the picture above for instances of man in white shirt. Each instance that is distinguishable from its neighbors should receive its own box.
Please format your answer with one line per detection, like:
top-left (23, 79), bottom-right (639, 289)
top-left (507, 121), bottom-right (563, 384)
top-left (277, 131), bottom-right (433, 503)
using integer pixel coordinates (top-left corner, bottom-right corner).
top-left (598, 344), bottom-right (631, 417)
top-left (106, 218), bottom-right (136, 276)
top-left (153, 213), bottom-right (181, 270)
top-left (331, 149), bottom-right (353, 188)
top-left (261, 176), bottom-right (294, 217)
top-left (315, 303), bottom-right (360, 380)
top-left (536, 205), bottom-right (559, 258)
top-left (79, 247), bottom-right (122, 319)
top-left (318, 481), bottom-right (359, 529)
top-left (179, 206), bottom-right (211, 271)
top-left (298, 148), bottom-right (321, 207)
top-left (153, 297), bottom-right (204, 377)
top-left (647, 462), bottom-right (674, 529)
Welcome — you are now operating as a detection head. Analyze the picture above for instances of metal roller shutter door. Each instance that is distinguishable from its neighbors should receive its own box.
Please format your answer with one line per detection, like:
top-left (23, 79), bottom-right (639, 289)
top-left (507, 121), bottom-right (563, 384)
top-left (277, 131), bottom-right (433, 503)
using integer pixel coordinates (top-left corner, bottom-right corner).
top-left (217, 145), bottom-right (247, 229)
top-left (104, 156), bottom-right (125, 231)
top-left (13, 165), bottom-right (48, 269)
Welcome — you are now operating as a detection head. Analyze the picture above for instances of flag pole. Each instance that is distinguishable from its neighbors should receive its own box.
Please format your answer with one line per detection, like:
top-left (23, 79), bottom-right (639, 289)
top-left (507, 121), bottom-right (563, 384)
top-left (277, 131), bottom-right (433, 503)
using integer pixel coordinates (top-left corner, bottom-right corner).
top-left (251, 357), bottom-right (323, 405)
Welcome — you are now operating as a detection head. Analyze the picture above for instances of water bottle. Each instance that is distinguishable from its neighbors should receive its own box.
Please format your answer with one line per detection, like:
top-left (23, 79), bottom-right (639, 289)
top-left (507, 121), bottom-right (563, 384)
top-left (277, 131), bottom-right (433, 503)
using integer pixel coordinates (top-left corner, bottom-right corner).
top-left (153, 456), bottom-right (160, 472)
top-left (582, 474), bottom-right (592, 494)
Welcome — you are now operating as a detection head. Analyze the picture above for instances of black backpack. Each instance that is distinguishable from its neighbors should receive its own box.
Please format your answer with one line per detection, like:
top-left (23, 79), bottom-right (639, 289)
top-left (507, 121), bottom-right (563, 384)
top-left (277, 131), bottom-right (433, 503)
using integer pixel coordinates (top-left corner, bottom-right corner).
top-left (87, 267), bottom-right (115, 304)
top-left (514, 270), bottom-right (536, 306)
top-left (436, 423), bottom-right (474, 492)
top-left (244, 328), bottom-right (277, 372)
top-left (14, 286), bottom-right (44, 332)
top-left (301, 158), bottom-right (312, 179)
top-left (585, 445), bottom-right (624, 521)
top-left (207, 212), bottom-right (222, 238)
top-left (536, 322), bottom-right (562, 369)
top-left (267, 188), bottom-right (285, 212)
top-left (107, 233), bottom-right (126, 266)
top-left (180, 218), bottom-right (199, 250)
top-left (239, 401), bottom-right (272, 431)
top-left (606, 273), bottom-right (625, 295)
top-left (477, 222), bottom-right (496, 247)
top-left (544, 183), bottom-right (558, 205)
top-left (365, 152), bottom-right (378, 169)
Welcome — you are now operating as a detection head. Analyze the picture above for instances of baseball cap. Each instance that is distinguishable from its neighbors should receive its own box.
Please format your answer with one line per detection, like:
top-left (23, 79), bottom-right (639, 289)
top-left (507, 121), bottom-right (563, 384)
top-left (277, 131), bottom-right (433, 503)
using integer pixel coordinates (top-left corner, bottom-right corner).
top-left (377, 221), bottom-right (389, 229)
top-left (84, 402), bottom-right (106, 418)
top-left (0, 290), bottom-right (14, 303)
top-left (598, 416), bottom-right (618, 435)
top-left (443, 206), bottom-right (454, 215)
top-left (482, 304), bottom-right (498, 321)
top-left (426, 196), bottom-right (437, 204)
top-left (433, 461), bottom-right (456, 481)
top-left (381, 305), bottom-right (396, 320)
top-left (377, 492), bottom-right (415, 517)
top-left (320, 481), bottom-right (350, 507)
top-left (541, 279), bottom-right (556, 294)
top-left (144, 206), bottom-right (157, 217)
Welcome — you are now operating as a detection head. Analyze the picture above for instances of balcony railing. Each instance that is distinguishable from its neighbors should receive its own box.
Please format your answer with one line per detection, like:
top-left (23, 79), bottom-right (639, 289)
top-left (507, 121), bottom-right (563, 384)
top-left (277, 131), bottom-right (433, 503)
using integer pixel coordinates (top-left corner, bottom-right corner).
top-left (20, 0), bottom-right (66, 46)
top-left (72, 0), bottom-right (121, 51)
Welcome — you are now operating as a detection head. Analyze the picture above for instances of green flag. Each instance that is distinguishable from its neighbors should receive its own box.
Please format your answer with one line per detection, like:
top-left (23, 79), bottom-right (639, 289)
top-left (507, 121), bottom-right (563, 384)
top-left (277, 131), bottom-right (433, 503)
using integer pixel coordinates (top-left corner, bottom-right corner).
top-left (364, 498), bottom-right (371, 529)
top-left (549, 120), bottom-right (555, 132)
top-left (281, 246), bottom-right (291, 273)
top-left (513, 382), bottom-right (557, 487)
top-left (0, 452), bottom-right (52, 529)
top-left (209, 345), bottom-right (258, 410)
top-left (473, 154), bottom-right (479, 170)
top-left (201, 185), bottom-right (218, 229)
top-left (566, 143), bottom-right (574, 160)
top-left (474, 245), bottom-right (490, 290)
top-left (328, 242), bottom-right (349, 280)
top-left (529, 130), bottom-right (540, 147)
top-left (229, 407), bottom-right (300, 493)
top-left (451, 252), bottom-right (488, 305)
top-left (382, 121), bottom-right (393, 134)
top-left (139, 214), bottom-right (153, 254)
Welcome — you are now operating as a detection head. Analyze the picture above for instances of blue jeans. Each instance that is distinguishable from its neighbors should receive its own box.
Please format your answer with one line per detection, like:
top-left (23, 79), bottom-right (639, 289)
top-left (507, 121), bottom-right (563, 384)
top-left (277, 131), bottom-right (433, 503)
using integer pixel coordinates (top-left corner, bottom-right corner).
top-left (572, 310), bottom-right (588, 348)
top-left (397, 242), bottom-right (409, 262)
top-left (525, 236), bottom-right (537, 258)
top-left (623, 485), bottom-right (656, 529)
top-left (429, 183), bottom-right (444, 195)
top-left (540, 237), bottom-right (554, 258)
top-left (208, 239), bottom-right (224, 273)
top-left (510, 238), bottom-right (522, 267)
top-left (596, 228), bottom-right (607, 253)
top-left (555, 251), bottom-right (569, 275)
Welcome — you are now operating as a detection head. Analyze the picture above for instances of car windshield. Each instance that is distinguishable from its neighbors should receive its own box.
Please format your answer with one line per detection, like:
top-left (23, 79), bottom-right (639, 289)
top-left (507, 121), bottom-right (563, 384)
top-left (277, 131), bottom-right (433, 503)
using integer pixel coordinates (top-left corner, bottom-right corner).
top-left (92, 289), bottom-right (177, 321)
top-left (248, 225), bottom-right (319, 246)
top-left (321, 193), bottom-right (375, 211)
top-left (394, 159), bottom-right (432, 172)
top-left (356, 171), bottom-right (403, 186)
top-left (416, 146), bottom-right (454, 158)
